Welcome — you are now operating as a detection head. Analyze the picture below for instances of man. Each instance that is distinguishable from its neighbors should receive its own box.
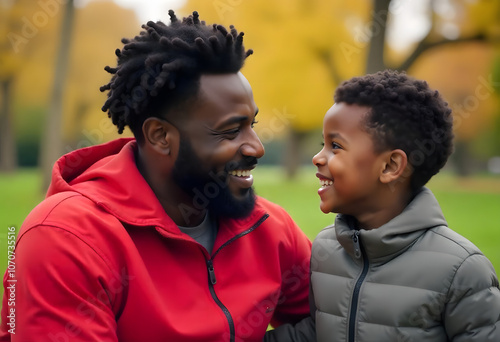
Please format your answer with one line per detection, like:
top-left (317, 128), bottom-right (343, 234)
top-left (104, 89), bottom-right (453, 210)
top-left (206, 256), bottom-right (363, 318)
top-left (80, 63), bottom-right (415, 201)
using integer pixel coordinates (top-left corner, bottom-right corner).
top-left (0, 11), bottom-right (312, 342)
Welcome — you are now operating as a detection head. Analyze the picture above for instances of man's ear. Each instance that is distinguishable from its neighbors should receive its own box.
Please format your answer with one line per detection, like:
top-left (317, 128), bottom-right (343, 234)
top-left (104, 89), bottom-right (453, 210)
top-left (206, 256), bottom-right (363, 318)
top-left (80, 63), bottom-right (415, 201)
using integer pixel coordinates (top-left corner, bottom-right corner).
top-left (380, 149), bottom-right (408, 184)
top-left (142, 117), bottom-right (179, 156)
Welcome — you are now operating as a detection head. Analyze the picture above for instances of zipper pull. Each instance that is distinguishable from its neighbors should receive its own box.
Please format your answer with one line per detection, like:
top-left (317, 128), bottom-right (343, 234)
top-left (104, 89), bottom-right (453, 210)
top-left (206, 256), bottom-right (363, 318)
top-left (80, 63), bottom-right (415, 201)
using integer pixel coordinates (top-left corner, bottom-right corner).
top-left (352, 231), bottom-right (361, 259)
top-left (207, 260), bottom-right (217, 285)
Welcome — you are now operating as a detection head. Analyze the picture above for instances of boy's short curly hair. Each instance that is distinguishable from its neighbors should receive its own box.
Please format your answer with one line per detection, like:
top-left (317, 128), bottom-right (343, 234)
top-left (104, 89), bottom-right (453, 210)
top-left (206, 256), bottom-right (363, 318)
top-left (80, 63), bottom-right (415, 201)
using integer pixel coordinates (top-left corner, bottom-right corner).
top-left (334, 69), bottom-right (454, 193)
top-left (100, 10), bottom-right (253, 141)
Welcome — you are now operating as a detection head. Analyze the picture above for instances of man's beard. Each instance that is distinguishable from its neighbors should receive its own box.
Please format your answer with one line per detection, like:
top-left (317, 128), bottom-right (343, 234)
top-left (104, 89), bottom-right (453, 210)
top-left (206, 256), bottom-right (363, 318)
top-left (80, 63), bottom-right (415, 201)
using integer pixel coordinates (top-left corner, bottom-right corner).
top-left (172, 137), bottom-right (257, 221)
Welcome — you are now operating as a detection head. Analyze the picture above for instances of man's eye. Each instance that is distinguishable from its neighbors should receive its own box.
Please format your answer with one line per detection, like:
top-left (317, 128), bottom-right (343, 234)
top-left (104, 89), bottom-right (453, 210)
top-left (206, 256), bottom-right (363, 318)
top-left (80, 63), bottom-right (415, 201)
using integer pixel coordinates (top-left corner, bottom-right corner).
top-left (251, 120), bottom-right (259, 128)
top-left (219, 128), bottom-right (240, 137)
top-left (226, 128), bottom-right (240, 134)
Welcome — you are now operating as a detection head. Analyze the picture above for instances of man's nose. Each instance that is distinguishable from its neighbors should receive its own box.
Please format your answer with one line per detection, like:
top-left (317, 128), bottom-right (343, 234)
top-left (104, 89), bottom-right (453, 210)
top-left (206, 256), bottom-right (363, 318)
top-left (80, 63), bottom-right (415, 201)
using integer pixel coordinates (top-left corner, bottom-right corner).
top-left (240, 128), bottom-right (265, 159)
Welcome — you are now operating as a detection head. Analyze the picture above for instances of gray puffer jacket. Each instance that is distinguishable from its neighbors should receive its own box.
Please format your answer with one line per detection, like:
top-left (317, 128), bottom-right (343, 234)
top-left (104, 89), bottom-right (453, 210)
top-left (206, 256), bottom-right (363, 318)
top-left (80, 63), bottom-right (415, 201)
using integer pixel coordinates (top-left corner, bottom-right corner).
top-left (312, 187), bottom-right (500, 341)
top-left (264, 187), bottom-right (500, 342)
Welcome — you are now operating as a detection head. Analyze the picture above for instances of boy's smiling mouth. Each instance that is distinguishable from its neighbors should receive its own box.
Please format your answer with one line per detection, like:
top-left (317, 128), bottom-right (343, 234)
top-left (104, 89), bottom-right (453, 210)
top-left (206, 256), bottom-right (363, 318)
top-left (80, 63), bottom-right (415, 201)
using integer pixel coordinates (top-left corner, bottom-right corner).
top-left (316, 173), bottom-right (334, 188)
top-left (320, 179), bottom-right (333, 188)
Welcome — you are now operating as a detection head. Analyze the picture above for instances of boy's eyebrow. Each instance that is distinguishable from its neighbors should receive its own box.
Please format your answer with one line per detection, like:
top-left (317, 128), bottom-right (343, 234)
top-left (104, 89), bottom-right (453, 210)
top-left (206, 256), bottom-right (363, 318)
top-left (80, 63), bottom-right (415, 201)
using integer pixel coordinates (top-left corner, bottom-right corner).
top-left (327, 132), bottom-right (348, 144)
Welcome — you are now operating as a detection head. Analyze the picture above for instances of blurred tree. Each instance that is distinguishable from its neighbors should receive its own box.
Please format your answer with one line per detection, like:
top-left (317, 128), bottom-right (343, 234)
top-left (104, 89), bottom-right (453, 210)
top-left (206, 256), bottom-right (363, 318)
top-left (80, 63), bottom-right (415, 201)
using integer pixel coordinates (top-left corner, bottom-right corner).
top-left (0, 0), bottom-right (23, 172)
top-left (63, 1), bottom-right (140, 148)
top-left (39, 0), bottom-right (75, 190)
top-left (2, 0), bottom-right (67, 171)
top-left (181, 0), bottom-right (500, 176)
top-left (5, 1), bottom-right (139, 190)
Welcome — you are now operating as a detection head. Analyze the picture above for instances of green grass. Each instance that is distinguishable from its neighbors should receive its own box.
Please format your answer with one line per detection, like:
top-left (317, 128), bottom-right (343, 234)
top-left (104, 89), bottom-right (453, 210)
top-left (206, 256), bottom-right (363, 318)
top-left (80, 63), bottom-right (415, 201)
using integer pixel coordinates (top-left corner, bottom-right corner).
top-left (0, 167), bottom-right (499, 303)
top-left (0, 169), bottom-right (44, 231)
top-left (252, 167), bottom-right (500, 274)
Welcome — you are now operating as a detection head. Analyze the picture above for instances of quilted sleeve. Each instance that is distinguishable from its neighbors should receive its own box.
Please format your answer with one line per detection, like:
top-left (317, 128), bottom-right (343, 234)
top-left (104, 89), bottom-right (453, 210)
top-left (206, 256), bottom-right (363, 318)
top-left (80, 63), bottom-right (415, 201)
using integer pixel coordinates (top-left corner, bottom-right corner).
top-left (444, 253), bottom-right (500, 341)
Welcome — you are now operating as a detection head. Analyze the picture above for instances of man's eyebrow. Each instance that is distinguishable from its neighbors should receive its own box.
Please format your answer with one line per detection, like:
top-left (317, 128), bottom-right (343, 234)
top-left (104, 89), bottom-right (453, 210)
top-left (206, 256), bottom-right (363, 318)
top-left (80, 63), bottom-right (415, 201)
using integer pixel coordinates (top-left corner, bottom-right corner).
top-left (219, 115), bottom-right (250, 127)
top-left (216, 108), bottom-right (259, 128)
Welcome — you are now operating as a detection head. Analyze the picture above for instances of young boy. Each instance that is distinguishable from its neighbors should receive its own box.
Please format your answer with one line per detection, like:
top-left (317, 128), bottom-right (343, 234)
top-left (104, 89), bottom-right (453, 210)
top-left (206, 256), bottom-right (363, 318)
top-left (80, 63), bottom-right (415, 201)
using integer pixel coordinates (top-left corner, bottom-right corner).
top-left (265, 70), bottom-right (500, 341)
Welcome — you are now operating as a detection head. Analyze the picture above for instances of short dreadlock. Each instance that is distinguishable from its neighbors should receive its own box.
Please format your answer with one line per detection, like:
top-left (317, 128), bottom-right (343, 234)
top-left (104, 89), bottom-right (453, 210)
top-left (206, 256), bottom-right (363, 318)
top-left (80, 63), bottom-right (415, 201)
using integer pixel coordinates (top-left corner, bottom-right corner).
top-left (100, 10), bottom-right (253, 141)
top-left (334, 70), bottom-right (454, 194)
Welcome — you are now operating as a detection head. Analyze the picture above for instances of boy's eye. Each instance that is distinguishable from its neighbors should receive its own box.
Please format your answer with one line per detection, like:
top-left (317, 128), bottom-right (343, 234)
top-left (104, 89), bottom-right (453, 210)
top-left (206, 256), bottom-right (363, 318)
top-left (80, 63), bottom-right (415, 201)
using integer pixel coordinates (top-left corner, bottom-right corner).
top-left (332, 142), bottom-right (342, 150)
top-left (319, 141), bottom-right (342, 150)
top-left (251, 120), bottom-right (258, 128)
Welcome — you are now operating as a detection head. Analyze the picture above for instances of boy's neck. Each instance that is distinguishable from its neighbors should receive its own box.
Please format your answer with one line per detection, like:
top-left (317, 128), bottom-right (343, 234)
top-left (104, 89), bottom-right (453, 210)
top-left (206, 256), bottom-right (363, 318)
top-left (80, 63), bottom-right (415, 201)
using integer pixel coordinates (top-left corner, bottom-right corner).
top-left (355, 189), bottom-right (413, 230)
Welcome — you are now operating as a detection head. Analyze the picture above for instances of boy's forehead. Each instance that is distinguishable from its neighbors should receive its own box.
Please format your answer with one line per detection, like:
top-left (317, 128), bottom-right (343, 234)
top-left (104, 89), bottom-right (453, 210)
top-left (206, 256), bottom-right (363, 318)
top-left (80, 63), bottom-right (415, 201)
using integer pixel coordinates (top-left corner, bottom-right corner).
top-left (325, 103), bottom-right (371, 124)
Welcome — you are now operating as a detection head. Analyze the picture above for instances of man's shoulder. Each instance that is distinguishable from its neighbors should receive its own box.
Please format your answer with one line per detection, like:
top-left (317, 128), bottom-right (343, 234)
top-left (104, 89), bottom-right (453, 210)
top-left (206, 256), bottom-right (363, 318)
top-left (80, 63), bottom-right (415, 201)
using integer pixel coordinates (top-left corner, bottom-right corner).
top-left (255, 196), bottom-right (295, 224)
top-left (255, 195), bottom-right (284, 211)
top-left (254, 196), bottom-right (311, 239)
top-left (20, 191), bottom-right (120, 239)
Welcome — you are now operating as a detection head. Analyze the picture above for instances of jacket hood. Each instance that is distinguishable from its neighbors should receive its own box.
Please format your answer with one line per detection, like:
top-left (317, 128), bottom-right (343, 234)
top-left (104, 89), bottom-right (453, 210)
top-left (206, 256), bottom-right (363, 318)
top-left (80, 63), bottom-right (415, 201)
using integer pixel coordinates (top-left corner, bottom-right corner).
top-left (335, 187), bottom-right (448, 263)
top-left (47, 138), bottom-right (178, 229)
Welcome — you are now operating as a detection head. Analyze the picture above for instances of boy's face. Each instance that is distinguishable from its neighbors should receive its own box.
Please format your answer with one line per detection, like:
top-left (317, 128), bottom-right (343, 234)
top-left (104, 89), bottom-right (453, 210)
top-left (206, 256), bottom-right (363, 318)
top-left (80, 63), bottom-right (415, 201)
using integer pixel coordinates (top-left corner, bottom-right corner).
top-left (313, 103), bottom-right (389, 216)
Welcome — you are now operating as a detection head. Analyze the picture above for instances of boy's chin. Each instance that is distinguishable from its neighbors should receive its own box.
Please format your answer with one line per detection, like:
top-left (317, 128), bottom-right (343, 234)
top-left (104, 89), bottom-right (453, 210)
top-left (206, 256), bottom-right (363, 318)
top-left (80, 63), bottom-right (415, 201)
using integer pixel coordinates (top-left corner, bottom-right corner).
top-left (319, 202), bottom-right (333, 214)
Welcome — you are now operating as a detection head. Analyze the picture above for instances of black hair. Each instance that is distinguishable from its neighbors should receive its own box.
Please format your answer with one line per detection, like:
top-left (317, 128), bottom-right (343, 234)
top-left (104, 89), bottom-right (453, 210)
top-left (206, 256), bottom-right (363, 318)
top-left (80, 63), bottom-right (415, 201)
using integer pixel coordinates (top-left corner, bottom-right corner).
top-left (334, 69), bottom-right (454, 193)
top-left (100, 10), bottom-right (253, 141)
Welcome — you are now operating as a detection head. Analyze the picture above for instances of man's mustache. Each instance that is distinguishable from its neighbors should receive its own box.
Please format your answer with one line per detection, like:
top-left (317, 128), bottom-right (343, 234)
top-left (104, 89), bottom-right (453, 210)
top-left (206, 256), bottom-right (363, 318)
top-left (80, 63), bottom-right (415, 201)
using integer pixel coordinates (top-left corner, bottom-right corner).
top-left (225, 157), bottom-right (259, 172)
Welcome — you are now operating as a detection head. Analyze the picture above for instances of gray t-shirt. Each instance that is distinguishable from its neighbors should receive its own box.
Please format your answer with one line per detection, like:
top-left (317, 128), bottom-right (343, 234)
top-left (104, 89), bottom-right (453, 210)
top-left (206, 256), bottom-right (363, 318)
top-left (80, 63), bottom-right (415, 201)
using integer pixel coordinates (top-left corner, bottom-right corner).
top-left (178, 212), bottom-right (217, 255)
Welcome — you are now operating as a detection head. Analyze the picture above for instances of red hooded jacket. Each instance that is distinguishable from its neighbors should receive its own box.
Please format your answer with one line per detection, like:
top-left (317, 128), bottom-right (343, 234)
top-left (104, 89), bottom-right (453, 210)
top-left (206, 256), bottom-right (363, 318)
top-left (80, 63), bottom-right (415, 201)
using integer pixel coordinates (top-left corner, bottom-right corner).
top-left (0, 138), bottom-right (312, 342)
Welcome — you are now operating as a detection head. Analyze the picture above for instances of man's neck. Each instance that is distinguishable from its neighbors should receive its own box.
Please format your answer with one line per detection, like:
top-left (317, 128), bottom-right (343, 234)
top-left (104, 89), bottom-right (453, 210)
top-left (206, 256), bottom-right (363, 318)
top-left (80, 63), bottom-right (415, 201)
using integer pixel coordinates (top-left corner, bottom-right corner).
top-left (135, 146), bottom-right (206, 227)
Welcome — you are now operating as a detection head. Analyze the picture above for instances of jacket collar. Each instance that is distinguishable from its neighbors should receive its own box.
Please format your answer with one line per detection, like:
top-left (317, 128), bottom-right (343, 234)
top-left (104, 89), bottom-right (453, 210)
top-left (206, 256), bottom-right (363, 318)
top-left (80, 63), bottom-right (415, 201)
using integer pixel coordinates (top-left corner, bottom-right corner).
top-left (47, 138), bottom-right (268, 237)
top-left (335, 187), bottom-right (448, 263)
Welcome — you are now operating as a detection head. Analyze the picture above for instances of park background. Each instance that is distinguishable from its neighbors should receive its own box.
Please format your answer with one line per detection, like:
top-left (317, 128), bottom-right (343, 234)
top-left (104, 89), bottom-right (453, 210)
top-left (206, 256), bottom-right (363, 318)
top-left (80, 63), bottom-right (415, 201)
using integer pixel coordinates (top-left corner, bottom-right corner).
top-left (0, 0), bottom-right (500, 300)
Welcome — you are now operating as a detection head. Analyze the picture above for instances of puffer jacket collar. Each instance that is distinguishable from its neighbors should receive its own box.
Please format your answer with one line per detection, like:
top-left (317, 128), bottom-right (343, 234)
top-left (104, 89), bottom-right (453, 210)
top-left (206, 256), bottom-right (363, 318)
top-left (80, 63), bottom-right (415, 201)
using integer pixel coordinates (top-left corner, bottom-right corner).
top-left (335, 187), bottom-right (448, 264)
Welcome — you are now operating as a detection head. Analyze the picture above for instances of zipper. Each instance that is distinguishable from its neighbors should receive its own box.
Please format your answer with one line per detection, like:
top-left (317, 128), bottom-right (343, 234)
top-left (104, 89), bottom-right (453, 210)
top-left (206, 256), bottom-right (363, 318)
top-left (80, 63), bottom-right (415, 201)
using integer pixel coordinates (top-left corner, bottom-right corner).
top-left (205, 213), bottom-right (269, 342)
top-left (348, 231), bottom-right (369, 342)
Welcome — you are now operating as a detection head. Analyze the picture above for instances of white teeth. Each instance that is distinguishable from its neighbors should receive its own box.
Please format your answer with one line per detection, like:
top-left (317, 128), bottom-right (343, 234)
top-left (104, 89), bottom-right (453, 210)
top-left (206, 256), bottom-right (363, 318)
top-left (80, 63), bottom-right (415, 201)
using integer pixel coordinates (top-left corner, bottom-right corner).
top-left (320, 180), bottom-right (333, 187)
top-left (230, 170), bottom-right (251, 177)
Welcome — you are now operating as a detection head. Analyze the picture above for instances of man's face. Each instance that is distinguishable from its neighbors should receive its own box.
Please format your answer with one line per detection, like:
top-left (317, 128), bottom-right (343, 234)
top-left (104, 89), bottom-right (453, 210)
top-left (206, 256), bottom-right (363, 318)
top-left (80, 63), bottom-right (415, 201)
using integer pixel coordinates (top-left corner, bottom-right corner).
top-left (172, 72), bottom-right (264, 220)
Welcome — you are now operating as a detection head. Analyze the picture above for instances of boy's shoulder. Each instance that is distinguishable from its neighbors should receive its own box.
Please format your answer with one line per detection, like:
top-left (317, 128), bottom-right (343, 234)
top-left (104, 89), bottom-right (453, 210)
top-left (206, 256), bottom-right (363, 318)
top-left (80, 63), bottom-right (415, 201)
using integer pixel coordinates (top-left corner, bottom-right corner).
top-left (415, 225), bottom-right (498, 284)
top-left (314, 223), bottom-right (336, 239)
top-left (422, 225), bottom-right (483, 258)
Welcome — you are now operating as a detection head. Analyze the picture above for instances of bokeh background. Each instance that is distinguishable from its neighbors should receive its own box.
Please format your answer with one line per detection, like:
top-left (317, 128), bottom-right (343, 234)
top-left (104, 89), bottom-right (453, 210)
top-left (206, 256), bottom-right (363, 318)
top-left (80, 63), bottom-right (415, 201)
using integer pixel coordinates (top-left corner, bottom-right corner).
top-left (1, 0), bottom-right (500, 290)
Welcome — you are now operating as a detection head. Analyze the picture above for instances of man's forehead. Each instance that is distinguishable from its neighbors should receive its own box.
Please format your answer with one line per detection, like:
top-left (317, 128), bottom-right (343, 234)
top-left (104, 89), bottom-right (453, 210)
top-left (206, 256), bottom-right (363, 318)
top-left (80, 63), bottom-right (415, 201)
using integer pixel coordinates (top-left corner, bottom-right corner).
top-left (199, 72), bottom-right (249, 91)
top-left (197, 72), bottom-right (254, 106)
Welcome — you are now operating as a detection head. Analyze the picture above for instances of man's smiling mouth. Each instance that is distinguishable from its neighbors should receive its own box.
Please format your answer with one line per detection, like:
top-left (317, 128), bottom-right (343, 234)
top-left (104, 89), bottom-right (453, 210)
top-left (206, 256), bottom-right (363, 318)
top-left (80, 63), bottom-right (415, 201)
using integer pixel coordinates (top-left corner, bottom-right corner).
top-left (229, 169), bottom-right (252, 177)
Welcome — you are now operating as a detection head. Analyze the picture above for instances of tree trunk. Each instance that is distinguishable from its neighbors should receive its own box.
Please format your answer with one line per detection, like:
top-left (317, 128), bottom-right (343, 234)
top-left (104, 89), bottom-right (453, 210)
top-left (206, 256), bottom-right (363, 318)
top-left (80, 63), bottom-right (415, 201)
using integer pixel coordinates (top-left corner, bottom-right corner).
top-left (0, 79), bottom-right (18, 172)
top-left (284, 128), bottom-right (307, 179)
top-left (365, 0), bottom-right (391, 73)
top-left (40, 0), bottom-right (75, 191)
top-left (450, 140), bottom-right (472, 176)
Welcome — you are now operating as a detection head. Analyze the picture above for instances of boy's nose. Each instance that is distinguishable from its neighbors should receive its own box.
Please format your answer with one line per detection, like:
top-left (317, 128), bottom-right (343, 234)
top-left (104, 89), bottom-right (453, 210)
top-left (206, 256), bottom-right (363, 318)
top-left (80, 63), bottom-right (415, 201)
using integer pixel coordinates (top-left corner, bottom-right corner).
top-left (312, 150), bottom-right (326, 166)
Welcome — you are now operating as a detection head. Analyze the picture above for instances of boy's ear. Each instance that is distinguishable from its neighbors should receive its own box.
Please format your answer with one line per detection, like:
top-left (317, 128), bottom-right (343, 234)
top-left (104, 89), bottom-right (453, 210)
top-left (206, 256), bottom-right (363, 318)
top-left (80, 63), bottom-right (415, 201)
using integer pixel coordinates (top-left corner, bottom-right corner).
top-left (380, 149), bottom-right (408, 184)
top-left (142, 117), bottom-right (180, 156)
